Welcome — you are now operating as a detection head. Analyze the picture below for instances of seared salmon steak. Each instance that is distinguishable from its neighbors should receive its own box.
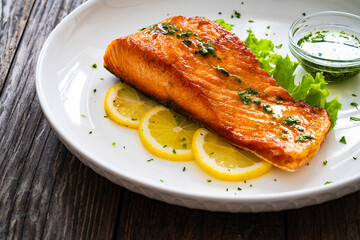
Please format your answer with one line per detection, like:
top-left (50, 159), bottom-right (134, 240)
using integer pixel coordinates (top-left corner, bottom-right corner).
top-left (103, 16), bottom-right (331, 171)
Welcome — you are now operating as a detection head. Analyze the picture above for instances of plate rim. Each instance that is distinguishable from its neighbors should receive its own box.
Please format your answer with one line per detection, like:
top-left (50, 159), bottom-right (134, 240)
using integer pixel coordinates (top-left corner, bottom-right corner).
top-left (35, 0), bottom-right (360, 212)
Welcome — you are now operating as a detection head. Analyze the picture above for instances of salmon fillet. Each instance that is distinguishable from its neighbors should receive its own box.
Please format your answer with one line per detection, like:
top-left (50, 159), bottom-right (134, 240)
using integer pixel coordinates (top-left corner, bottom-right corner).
top-left (103, 16), bottom-right (331, 172)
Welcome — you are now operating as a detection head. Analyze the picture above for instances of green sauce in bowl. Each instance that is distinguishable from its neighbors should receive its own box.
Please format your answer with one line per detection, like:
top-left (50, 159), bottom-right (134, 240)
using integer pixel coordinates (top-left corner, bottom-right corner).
top-left (289, 11), bottom-right (360, 82)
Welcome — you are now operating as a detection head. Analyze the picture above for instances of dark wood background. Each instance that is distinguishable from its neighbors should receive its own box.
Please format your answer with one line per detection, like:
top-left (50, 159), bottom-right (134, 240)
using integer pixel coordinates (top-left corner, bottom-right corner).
top-left (1, 0), bottom-right (359, 239)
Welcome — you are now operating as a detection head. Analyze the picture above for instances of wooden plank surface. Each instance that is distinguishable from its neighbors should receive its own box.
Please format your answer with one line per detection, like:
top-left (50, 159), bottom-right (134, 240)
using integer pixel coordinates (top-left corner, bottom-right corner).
top-left (0, 0), bottom-right (34, 92)
top-left (1, 0), bottom-right (360, 239)
top-left (0, 0), bottom-right (122, 239)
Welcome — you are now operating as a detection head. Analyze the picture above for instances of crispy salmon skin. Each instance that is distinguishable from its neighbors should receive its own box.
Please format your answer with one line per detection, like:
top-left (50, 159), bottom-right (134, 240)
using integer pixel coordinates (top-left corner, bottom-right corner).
top-left (103, 16), bottom-right (331, 171)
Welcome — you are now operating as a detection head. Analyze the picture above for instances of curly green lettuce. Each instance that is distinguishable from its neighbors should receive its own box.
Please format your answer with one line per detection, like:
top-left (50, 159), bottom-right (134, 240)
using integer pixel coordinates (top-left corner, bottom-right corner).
top-left (244, 29), bottom-right (341, 129)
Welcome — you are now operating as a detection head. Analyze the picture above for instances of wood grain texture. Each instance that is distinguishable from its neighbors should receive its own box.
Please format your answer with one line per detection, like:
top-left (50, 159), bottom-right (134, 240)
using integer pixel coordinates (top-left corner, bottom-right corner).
top-left (1, 0), bottom-right (360, 239)
top-left (286, 192), bottom-right (360, 240)
top-left (0, 0), bottom-right (122, 239)
top-left (115, 191), bottom-right (286, 240)
top-left (0, 0), bottom-right (34, 92)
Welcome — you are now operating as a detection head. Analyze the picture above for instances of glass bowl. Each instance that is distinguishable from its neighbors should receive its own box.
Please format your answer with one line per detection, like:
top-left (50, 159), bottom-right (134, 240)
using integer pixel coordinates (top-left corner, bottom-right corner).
top-left (288, 11), bottom-right (360, 82)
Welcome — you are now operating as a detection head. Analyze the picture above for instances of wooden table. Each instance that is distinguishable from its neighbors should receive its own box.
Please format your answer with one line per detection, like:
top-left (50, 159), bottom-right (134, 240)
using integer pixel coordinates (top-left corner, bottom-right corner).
top-left (1, 1), bottom-right (360, 239)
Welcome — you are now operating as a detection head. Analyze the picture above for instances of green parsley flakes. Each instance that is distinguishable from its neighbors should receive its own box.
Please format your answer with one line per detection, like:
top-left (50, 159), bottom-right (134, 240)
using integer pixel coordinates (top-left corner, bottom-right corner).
top-left (350, 117), bottom-right (360, 121)
top-left (339, 136), bottom-right (347, 144)
top-left (323, 160), bottom-right (328, 166)
top-left (147, 158), bottom-right (154, 162)
top-left (296, 133), bottom-right (314, 142)
top-left (91, 63), bottom-right (97, 69)
top-left (283, 116), bottom-right (300, 125)
top-left (350, 102), bottom-right (358, 109)
top-left (207, 179), bottom-right (212, 183)
top-left (233, 10), bottom-right (241, 18)
top-left (324, 181), bottom-right (332, 185)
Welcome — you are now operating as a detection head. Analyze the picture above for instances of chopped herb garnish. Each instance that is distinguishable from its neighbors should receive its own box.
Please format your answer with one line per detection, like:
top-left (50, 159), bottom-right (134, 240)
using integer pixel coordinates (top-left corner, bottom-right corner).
top-left (163, 145), bottom-right (167, 148)
top-left (182, 39), bottom-right (192, 46)
top-left (148, 23), bottom-right (180, 36)
top-left (283, 116), bottom-right (300, 125)
top-left (354, 157), bottom-right (358, 160)
top-left (296, 133), bottom-right (314, 142)
top-left (182, 137), bottom-right (186, 141)
top-left (274, 179), bottom-right (277, 181)
top-left (262, 104), bottom-right (273, 114)
top-left (92, 89), bottom-right (96, 93)
top-left (91, 64), bottom-right (97, 69)
top-left (226, 188), bottom-right (228, 191)
top-left (248, 20), bottom-right (254, 23)
top-left (253, 100), bottom-right (261, 105)
top-left (267, 26), bottom-right (270, 29)
top-left (175, 115), bottom-right (182, 124)
top-left (233, 10), bottom-right (241, 18)
top-left (350, 102), bottom-right (358, 109)
top-left (182, 143), bottom-right (187, 149)
top-left (324, 181), bottom-right (332, 185)
top-left (275, 44), bottom-right (283, 49)
top-left (245, 88), bottom-right (259, 96)
top-left (160, 179), bottom-right (164, 182)
top-left (195, 40), bottom-right (216, 57)
top-left (112, 142), bottom-right (116, 146)
top-left (81, 114), bottom-right (86, 118)
top-left (282, 130), bottom-right (288, 133)
top-left (237, 187), bottom-right (242, 191)
top-left (138, 27), bottom-right (147, 31)
top-left (209, 152), bottom-right (214, 155)
top-left (177, 30), bottom-right (193, 38)
top-left (295, 125), bottom-right (305, 132)
top-left (218, 12), bottom-right (222, 15)
top-left (350, 117), bottom-right (360, 121)
top-left (231, 75), bottom-right (242, 83)
top-left (131, 118), bottom-right (137, 121)
top-left (182, 167), bottom-right (186, 172)
top-left (302, 12), bottom-right (306, 16)
top-left (323, 160), bottom-right (328, 166)
top-left (276, 96), bottom-right (283, 104)
top-left (207, 179), bottom-right (212, 183)
top-left (215, 65), bottom-right (229, 76)
top-left (238, 92), bottom-right (252, 105)
top-left (104, 116), bottom-right (108, 118)
top-left (100, 78), bottom-right (104, 80)
top-left (172, 149), bottom-right (177, 154)
top-left (279, 136), bottom-right (287, 139)
top-left (339, 136), bottom-right (347, 144)
top-left (147, 158), bottom-right (154, 162)
top-left (89, 131), bottom-right (92, 134)
top-left (352, 93), bottom-right (357, 97)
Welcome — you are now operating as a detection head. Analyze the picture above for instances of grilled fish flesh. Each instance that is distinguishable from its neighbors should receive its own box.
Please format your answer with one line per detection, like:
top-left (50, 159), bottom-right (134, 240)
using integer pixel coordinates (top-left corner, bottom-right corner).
top-left (103, 16), bottom-right (331, 171)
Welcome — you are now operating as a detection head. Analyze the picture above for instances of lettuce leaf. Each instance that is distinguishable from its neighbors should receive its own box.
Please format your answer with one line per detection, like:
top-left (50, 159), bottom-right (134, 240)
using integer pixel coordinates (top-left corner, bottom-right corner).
top-left (214, 19), bottom-right (234, 31)
top-left (245, 29), bottom-right (341, 129)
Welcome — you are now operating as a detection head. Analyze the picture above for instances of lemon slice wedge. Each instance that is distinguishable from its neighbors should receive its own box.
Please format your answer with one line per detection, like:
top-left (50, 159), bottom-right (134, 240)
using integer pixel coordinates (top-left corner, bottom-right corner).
top-left (104, 82), bottom-right (158, 128)
top-left (192, 128), bottom-right (272, 181)
top-left (139, 105), bottom-right (199, 161)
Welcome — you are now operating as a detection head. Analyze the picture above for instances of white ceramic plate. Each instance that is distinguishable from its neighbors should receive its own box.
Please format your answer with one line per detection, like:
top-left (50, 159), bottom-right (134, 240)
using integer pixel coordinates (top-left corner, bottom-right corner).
top-left (36, 0), bottom-right (360, 212)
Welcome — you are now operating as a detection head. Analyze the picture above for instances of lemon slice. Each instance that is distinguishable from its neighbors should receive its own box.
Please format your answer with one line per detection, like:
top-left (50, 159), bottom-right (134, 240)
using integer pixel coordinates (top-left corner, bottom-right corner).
top-left (192, 128), bottom-right (272, 181)
top-left (104, 82), bottom-right (158, 128)
top-left (139, 105), bottom-right (199, 161)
